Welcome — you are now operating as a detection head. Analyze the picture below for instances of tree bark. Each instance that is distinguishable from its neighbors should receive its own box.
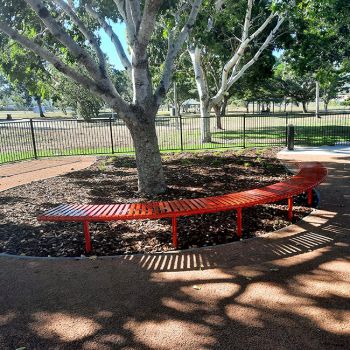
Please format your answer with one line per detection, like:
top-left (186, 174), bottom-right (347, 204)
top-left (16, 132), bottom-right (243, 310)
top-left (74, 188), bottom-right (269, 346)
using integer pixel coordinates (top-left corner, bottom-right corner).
top-left (189, 46), bottom-right (212, 143)
top-left (35, 96), bottom-right (45, 117)
top-left (213, 96), bottom-right (228, 129)
top-left (324, 100), bottom-right (329, 112)
top-left (213, 104), bottom-right (223, 130)
top-left (220, 95), bottom-right (228, 116)
top-left (127, 117), bottom-right (167, 195)
top-left (199, 99), bottom-right (212, 143)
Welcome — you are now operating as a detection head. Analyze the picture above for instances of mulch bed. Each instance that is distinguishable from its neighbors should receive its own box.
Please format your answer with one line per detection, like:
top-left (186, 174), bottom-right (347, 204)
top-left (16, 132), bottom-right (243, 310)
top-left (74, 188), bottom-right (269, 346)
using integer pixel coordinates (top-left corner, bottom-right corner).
top-left (0, 148), bottom-right (314, 257)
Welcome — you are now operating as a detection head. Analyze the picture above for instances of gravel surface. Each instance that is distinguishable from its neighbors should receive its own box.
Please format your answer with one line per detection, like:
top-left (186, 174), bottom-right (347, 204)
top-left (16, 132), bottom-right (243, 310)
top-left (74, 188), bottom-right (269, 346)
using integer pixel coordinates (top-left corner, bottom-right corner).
top-left (0, 148), bottom-right (313, 257)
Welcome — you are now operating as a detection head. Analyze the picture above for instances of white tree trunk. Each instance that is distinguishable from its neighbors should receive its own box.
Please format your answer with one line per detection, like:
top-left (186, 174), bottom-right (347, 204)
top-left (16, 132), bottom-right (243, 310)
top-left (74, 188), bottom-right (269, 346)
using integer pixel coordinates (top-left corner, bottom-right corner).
top-left (200, 100), bottom-right (212, 143)
top-left (127, 116), bottom-right (166, 195)
top-left (189, 46), bottom-right (212, 143)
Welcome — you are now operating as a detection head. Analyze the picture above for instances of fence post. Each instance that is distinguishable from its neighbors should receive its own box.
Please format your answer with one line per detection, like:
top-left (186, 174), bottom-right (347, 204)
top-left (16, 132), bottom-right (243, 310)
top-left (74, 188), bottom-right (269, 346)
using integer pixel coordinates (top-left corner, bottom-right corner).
top-left (29, 119), bottom-right (38, 159)
top-left (287, 124), bottom-right (295, 150)
top-left (179, 114), bottom-right (184, 151)
top-left (109, 117), bottom-right (114, 154)
top-left (243, 115), bottom-right (246, 148)
top-left (285, 113), bottom-right (289, 146)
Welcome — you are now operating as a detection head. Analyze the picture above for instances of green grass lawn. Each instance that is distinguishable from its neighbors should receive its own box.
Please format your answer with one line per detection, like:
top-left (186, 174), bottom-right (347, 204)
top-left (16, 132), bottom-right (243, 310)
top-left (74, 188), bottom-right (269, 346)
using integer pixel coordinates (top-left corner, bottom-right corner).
top-left (1, 113), bottom-right (350, 165)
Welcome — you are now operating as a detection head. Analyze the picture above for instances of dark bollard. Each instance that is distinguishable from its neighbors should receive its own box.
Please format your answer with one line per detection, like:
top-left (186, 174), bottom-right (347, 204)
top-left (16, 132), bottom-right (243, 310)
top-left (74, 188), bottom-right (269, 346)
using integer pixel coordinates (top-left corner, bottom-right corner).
top-left (6, 114), bottom-right (12, 120)
top-left (287, 124), bottom-right (295, 150)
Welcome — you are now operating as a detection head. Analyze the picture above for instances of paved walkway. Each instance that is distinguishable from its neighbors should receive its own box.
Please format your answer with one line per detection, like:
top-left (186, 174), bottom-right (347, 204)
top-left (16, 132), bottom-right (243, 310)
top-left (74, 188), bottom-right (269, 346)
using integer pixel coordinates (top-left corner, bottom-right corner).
top-left (0, 151), bottom-right (349, 349)
top-left (0, 156), bottom-right (96, 191)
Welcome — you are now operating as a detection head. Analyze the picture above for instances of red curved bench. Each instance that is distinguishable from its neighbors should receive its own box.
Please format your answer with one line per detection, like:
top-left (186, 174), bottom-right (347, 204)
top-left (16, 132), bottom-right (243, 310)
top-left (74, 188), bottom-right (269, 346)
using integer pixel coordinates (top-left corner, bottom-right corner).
top-left (38, 162), bottom-right (327, 253)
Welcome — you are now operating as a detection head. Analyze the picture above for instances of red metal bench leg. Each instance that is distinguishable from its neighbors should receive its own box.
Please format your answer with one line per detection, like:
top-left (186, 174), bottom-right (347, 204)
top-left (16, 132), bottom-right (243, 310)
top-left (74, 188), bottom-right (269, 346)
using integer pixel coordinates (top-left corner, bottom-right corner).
top-left (172, 217), bottom-right (178, 249)
top-left (83, 221), bottom-right (92, 253)
top-left (307, 189), bottom-right (313, 207)
top-left (236, 208), bottom-right (242, 238)
top-left (288, 197), bottom-right (293, 221)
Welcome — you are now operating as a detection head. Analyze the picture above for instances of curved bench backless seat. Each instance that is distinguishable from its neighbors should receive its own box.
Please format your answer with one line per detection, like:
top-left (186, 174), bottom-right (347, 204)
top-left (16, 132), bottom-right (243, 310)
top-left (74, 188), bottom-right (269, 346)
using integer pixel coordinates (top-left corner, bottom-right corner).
top-left (38, 162), bottom-right (327, 253)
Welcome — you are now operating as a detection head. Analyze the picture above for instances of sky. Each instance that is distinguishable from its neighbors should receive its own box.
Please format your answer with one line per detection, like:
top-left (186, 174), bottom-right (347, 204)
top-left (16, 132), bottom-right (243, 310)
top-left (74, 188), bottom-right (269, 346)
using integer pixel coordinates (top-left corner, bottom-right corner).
top-left (99, 21), bottom-right (129, 71)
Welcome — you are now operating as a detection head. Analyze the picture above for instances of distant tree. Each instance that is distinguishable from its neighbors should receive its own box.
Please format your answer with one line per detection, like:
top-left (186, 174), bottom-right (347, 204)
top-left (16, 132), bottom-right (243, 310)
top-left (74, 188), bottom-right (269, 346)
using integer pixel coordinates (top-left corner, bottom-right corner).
top-left (226, 50), bottom-right (277, 114)
top-left (188, 0), bottom-right (289, 142)
top-left (317, 66), bottom-right (348, 111)
top-left (51, 67), bottom-right (131, 121)
top-left (273, 63), bottom-right (315, 113)
top-left (285, 0), bottom-right (350, 76)
top-left (0, 40), bottom-right (51, 117)
top-left (51, 69), bottom-right (103, 120)
top-left (0, 74), bottom-right (11, 107)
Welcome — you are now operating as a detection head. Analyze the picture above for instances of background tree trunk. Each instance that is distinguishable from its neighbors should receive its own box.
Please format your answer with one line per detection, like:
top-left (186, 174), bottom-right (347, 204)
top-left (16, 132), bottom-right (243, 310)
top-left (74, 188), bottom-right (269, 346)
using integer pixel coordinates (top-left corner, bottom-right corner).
top-left (34, 96), bottom-right (45, 117)
top-left (189, 46), bottom-right (212, 143)
top-left (324, 99), bottom-right (329, 112)
top-left (200, 99), bottom-right (212, 143)
top-left (213, 95), bottom-right (228, 129)
top-left (302, 101), bottom-right (308, 113)
top-left (128, 117), bottom-right (167, 195)
top-left (213, 104), bottom-right (223, 129)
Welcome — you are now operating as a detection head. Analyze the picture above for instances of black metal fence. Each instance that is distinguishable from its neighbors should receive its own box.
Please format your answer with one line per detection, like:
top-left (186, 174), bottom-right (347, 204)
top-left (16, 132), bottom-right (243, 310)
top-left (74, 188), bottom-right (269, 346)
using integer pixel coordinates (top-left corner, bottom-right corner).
top-left (1, 112), bottom-right (350, 164)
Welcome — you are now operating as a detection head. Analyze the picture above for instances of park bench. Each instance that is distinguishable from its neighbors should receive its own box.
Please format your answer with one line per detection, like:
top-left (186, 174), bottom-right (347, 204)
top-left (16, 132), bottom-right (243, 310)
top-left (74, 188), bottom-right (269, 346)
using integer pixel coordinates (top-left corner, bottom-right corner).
top-left (38, 162), bottom-right (327, 253)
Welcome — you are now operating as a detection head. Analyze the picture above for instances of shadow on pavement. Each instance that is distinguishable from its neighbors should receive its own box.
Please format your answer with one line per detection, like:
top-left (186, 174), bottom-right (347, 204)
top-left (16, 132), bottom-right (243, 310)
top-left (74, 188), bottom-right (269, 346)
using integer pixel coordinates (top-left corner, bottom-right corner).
top-left (0, 159), bottom-right (349, 349)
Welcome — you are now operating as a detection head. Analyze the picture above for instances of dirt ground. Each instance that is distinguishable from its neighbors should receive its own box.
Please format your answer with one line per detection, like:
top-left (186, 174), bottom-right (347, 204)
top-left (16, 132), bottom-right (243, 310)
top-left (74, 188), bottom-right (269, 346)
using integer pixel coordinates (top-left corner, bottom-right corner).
top-left (0, 148), bottom-right (312, 257)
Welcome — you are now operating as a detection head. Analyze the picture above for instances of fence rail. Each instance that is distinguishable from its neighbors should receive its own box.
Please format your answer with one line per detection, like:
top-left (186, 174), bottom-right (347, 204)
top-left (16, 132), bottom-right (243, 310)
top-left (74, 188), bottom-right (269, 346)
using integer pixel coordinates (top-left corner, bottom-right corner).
top-left (1, 112), bottom-right (350, 164)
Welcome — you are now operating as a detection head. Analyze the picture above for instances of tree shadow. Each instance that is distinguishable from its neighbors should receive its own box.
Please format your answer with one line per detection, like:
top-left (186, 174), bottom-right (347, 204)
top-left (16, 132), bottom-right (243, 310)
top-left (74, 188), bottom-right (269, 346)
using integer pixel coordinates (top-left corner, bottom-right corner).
top-left (0, 220), bottom-right (348, 349)
top-left (0, 158), bottom-right (349, 349)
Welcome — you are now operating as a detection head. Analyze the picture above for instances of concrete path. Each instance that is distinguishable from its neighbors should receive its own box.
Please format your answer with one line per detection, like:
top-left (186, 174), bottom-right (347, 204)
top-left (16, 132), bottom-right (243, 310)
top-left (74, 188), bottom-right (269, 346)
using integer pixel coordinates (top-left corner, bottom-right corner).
top-left (0, 156), bottom-right (96, 191)
top-left (0, 151), bottom-right (349, 349)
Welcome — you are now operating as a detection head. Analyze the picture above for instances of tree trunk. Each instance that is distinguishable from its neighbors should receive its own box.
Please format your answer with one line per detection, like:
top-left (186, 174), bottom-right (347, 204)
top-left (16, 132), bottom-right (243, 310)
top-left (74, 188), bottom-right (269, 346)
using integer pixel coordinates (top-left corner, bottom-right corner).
top-left (35, 96), bottom-right (45, 117)
top-left (213, 104), bottom-right (223, 130)
top-left (189, 46), bottom-right (212, 143)
top-left (324, 100), bottom-right (329, 112)
top-left (127, 118), bottom-right (167, 195)
top-left (213, 95), bottom-right (228, 129)
top-left (302, 101), bottom-right (308, 113)
top-left (200, 99), bottom-right (212, 143)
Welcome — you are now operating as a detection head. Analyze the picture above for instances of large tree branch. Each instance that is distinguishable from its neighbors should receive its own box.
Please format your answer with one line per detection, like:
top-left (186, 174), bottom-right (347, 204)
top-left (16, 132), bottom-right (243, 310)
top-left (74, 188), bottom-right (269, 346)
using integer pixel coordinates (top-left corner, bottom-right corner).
top-left (211, 4), bottom-right (279, 105)
top-left (211, 16), bottom-right (285, 105)
top-left (137, 0), bottom-right (163, 48)
top-left (113, 0), bottom-right (136, 46)
top-left (85, 3), bottom-right (132, 73)
top-left (249, 12), bottom-right (276, 42)
top-left (189, 46), bottom-right (210, 107)
top-left (227, 16), bottom-right (285, 89)
top-left (211, 0), bottom-right (254, 104)
top-left (242, 0), bottom-right (253, 41)
top-left (128, 0), bottom-right (141, 34)
top-left (0, 20), bottom-right (129, 113)
top-left (113, 0), bottom-right (126, 19)
top-left (24, 0), bottom-right (105, 82)
top-left (154, 0), bottom-right (203, 103)
top-left (223, 13), bottom-right (276, 90)
top-left (52, 0), bottom-right (107, 75)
